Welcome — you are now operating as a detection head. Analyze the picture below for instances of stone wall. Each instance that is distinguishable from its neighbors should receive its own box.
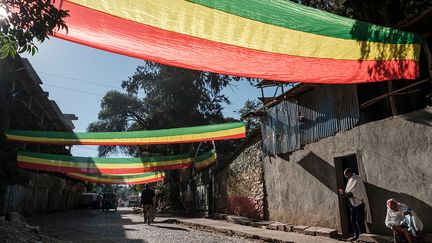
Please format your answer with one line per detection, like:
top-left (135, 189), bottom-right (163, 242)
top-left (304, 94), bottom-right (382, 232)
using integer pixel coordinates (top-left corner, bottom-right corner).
top-left (214, 139), bottom-right (265, 219)
top-left (263, 108), bottom-right (432, 234)
top-left (0, 172), bottom-right (84, 214)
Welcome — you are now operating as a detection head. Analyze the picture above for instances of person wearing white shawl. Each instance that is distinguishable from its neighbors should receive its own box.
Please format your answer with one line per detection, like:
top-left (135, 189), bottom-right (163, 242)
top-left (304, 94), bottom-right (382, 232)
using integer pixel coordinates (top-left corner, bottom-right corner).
top-left (344, 168), bottom-right (372, 241)
top-left (385, 198), bottom-right (423, 243)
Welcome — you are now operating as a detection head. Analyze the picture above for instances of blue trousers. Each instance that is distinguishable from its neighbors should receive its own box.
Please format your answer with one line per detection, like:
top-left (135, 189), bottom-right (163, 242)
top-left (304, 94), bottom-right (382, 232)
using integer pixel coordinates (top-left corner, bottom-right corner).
top-left (350, 203), bottom-right (365, 236)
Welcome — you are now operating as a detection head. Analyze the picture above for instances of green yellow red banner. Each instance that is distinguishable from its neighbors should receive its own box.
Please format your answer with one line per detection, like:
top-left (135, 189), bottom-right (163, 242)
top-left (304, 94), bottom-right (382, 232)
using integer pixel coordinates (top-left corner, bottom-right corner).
top-left (17, 149), bottom-right (217, 174)
top-left (51, 0), bottom-right (421, 83)
top-left (194, 149), bottom-right (217, 171)
top-left (65, 172), bottom-right (165, 185)
top-left (6, 122), bottom-right (245, 145)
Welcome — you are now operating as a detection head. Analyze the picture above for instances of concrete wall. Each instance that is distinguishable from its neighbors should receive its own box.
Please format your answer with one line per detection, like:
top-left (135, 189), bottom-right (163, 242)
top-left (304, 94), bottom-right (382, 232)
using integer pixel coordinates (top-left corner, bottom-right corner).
top-left (215, 140), bottom-right (265, 219)
top-left (0, 172), bottom-right (84, 214)
top-left (264, 108), bottom-right (432, 234)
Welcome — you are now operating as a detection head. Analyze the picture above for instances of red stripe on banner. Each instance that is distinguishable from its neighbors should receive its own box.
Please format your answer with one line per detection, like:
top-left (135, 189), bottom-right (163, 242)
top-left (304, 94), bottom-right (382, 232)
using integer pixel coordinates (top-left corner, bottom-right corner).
top-left (17, 161), bottom-right (192, 174)
top-left (54, 1), bottom-right (418, 84)
top-left (8, 133), bottom-right (246, 145)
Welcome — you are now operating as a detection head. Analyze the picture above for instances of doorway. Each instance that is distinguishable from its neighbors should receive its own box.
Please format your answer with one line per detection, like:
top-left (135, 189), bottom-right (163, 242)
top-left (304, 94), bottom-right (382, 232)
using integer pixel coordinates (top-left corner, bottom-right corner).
top-left (334, 154), bottom-right (359, 236)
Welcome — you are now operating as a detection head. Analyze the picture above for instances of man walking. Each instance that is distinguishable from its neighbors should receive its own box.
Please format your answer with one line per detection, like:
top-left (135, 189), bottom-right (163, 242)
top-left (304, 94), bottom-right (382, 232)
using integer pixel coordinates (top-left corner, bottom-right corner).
top-left (141, 184), bottom-right (155, 225)
top-left (343, 168), bottom-right (372, 241)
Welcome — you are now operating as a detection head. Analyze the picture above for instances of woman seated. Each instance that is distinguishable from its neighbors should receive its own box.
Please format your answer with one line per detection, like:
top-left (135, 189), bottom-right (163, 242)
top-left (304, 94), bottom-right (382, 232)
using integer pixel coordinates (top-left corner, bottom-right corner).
top-left (385, 199), bottom-right (424, 243)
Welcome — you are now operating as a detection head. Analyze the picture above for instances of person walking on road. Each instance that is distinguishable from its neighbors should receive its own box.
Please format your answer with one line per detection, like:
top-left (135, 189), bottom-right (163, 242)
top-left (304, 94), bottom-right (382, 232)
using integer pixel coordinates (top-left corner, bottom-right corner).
top-left (141, 184), bottom-right (155, 225)
top-left (342, 168), bottom-right (372, 241)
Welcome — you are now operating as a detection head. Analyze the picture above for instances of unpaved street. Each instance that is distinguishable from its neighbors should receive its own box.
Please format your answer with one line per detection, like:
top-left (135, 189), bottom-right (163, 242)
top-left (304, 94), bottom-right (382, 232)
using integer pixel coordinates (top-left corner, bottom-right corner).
top-left (27, 207), bottom-right (255, 243)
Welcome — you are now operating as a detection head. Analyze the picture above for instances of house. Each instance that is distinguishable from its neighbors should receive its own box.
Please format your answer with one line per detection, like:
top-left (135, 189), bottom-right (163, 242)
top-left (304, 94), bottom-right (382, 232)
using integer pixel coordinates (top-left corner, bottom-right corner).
top-left (213, 8), bottom-right (432, 236)
top-left (0, 56), bottom-right (84, 214)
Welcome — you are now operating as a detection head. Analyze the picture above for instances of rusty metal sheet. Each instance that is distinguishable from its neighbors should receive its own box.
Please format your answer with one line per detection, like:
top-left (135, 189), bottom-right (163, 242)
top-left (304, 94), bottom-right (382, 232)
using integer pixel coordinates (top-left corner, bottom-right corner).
top-left (261, 85), bottom-right (359, 155)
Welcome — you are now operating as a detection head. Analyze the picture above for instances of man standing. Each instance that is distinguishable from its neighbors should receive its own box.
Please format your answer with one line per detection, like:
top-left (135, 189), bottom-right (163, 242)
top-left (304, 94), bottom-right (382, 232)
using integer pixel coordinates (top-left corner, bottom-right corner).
top-left (141, 184), bottom-right (155, 225)
top-left (343, 168), bottom-right (372, 241)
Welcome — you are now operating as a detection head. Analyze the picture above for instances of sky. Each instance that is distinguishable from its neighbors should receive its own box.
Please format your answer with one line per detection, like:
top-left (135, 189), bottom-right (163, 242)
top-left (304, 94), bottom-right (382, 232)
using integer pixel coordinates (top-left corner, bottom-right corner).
top-left (22, 37), bottom-right (276, 157)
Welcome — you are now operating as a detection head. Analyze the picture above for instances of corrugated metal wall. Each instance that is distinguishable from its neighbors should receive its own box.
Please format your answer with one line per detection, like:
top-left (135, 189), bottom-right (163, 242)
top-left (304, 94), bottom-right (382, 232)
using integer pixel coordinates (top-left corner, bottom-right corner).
top-left (261, 85), bottom-right (359, 155)
top-left (261, 99), bottom-right (299, 155)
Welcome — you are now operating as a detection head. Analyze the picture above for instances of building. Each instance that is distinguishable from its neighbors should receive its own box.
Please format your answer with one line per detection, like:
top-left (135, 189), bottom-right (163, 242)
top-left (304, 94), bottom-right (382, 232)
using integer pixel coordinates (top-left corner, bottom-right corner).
top-left (213, 8), bottom-right (432, 236)
top-left (0, 56), bottom-right (83, 214)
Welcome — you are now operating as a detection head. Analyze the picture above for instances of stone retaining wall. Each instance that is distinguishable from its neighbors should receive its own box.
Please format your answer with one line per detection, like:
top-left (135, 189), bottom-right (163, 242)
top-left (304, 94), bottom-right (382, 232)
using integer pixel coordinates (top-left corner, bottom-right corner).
top-left (214, 140), bottom-right (265, 219)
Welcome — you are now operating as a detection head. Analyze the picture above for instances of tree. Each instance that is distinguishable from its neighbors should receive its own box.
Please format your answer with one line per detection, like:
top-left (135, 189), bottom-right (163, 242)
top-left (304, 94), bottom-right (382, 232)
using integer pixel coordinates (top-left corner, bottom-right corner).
top-left (0, 0), bottom-right (69, 58)
top-left (89, 61), bottom-right (241, 156)
top-left (238, 99), bottom-right (261, 136)
top-left (89, 61), bottom-right (244, 210)
top-left (292, 0), bottom-right (431, 26)
top-left (87, 91), bottom-right (147, 156)
top-left (84, 182), bottom-right (97, 193)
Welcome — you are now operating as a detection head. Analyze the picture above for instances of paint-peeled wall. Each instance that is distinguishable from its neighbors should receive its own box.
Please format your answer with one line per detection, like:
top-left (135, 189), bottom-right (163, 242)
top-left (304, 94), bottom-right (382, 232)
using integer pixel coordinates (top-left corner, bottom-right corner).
top-left (263, 108), bottom-right (432, 234)
top-left (214, 140), bottom-right (265, 219)
top-left (0, 172), bottom-right (84, 214)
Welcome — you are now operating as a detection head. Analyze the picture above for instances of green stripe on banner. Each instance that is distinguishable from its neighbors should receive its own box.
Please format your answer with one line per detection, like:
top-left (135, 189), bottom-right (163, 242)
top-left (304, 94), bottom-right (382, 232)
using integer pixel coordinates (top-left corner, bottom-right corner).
top-left (7, 122), bottom-right (243, 139)
top-left (18, 150), bottom-right (216, 165)
top-left (195, 149), bottom-right (216, 162)
top-left (188, 0), bottom-right (421, 44)
top-left (17, 151), bottom-right (192, 164)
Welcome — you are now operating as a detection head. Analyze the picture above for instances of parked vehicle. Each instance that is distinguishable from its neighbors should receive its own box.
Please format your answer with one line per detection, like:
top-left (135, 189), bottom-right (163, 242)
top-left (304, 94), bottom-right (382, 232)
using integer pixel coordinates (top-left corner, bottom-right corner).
top-left (127, 195), bottom-right (141, 208)
top-left (78, 193), bottom-right (100, 209)
top-left (102, 192), bottom-right (118, 212)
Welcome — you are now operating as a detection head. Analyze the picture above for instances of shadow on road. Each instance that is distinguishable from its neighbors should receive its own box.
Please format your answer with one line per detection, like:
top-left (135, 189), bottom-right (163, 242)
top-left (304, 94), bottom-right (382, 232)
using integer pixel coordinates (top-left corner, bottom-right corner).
top-left (151, 225), bottom-right (189, 231)
top-left (28, 207), bottom-right (148, 242)
top-left (26, 207), bottom-right (251, 243)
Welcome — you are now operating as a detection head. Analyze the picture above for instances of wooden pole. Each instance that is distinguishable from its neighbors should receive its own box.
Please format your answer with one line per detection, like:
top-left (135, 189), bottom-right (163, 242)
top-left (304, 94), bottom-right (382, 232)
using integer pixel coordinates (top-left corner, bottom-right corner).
top-left (387, 81), bottom-right (398, 116)
top-left (360, 78), bottom-right (430, 109)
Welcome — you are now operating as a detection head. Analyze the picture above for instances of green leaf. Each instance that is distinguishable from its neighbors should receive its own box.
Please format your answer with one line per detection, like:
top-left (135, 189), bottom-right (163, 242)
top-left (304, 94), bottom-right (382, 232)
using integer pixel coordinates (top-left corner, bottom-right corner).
top-left (0, 44), bottom-right (9, 53)
top-left (1, 50), bottom-right (9, 59)
top-left (9, 47), bottom-right (16, 58)
top-left (19, 44), bottom-right (27, 53)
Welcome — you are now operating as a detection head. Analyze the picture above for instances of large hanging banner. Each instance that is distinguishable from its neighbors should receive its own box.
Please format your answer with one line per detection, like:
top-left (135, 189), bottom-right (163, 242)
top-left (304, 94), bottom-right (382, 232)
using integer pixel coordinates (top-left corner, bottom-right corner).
top-left (65, 172), bottom-right (166, 185)
top-left (53, 0), bottom-right (421, 83)
top-left (6, 122), bottom-right (245, 145)
top-left (194, 149), bottom-right (217, 171)
top-left (17, 150), bottom-right (217, 174)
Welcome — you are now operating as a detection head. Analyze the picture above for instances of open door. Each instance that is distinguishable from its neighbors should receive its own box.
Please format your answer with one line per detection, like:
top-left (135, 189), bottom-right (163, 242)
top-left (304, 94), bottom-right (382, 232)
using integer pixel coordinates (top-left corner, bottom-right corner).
top-left (334, 154), bottom-right (360, 236)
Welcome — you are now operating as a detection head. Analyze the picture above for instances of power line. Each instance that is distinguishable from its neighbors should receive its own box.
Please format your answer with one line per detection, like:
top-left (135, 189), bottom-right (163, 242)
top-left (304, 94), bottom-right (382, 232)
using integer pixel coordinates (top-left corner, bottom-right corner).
top-left (43, 84), bottom-right (106, 97)
top-left (39, 71), bottom-right (120, 89)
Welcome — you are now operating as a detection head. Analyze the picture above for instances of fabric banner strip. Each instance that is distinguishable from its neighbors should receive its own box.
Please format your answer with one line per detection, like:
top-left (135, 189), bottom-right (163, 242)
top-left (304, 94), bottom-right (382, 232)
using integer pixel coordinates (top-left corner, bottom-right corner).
top-left (188, 0), bottom-right (421, 44)
top-left (17, 150), bottom-right (216, 174)
top-left (194, 149), bottom-right (217, 170)
top-left (65, 172), bottom-right (165, 184)
top-left (51, 1), bottom-right (420, 83)
top-left (6, 122), bottom-right (245, 145)
top-left (66, 0), bottom-right (419, 61)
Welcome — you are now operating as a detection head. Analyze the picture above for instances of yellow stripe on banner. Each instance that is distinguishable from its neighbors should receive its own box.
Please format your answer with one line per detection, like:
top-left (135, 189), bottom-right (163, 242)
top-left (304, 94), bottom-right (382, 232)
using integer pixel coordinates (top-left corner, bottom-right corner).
top-left (68, 0), bottom-right (420, 61)
top-left (67, 173), bottom-right (164, 183)
top-left (196, 154), bottom-right (217, 169)
top-left (7, 127), bottom-right (244, 144)
top-left (17, 156), bottom-right (192, 169)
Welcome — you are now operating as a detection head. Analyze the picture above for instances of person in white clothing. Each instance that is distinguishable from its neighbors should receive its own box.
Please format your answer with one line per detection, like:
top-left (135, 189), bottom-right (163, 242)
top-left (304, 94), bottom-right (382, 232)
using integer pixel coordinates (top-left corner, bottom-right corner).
top-left (385, 199), bottom-right (424, 243)
top-left (343, 168), bottom-right (372, 241)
